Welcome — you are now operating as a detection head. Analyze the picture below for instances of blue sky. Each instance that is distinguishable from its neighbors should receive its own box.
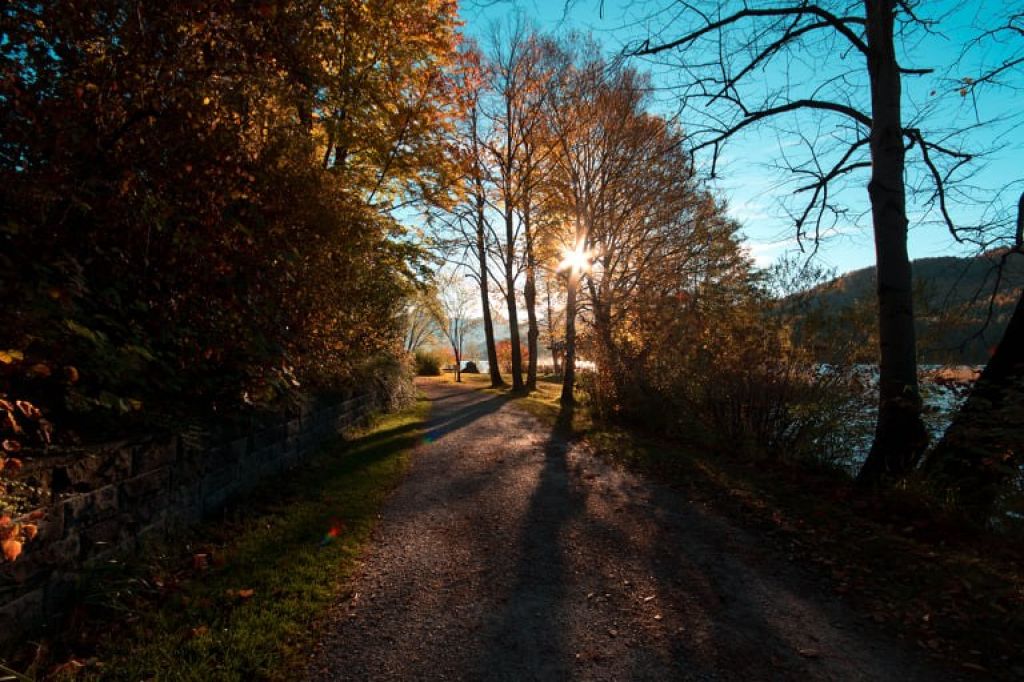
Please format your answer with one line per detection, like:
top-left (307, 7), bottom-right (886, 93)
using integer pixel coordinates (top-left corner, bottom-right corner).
top-left (459, 0), bottom-right (1023, 275)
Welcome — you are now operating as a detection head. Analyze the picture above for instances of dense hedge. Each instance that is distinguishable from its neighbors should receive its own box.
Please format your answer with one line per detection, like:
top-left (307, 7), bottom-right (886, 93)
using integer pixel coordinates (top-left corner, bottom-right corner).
top-left (0, 1), bottom-right (460, 448)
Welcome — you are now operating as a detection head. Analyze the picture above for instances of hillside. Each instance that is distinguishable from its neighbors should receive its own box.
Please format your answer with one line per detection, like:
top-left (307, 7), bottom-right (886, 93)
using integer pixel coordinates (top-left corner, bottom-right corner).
top-left (787, 251), bottom-right (1024, 364)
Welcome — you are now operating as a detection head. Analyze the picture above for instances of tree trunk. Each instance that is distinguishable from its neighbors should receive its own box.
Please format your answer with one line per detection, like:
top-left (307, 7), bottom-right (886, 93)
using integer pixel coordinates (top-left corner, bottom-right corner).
top-left (856, 0), bottom-right (929, 485)
top-left (452, 320), bottom-right (462, 383)
top-left (924, 195), bottom-right (1024, 521)
top-left (546, 279), bottom-right (561, 375)
top-left (560, 269), bottom-right (578, 406)
top-left (524, 208), bottom-right (539, 392)
top-left (477, 196), bottom-right (505, 388)
top-left (505, 205), bottom-right (525, 391)
top-left (470, 101), bottom-right (504, 388)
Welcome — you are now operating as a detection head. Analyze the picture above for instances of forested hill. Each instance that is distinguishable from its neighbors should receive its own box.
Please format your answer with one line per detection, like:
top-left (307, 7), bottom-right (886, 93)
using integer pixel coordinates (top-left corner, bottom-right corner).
top-left (788, 252), bottom-right (1024, 364)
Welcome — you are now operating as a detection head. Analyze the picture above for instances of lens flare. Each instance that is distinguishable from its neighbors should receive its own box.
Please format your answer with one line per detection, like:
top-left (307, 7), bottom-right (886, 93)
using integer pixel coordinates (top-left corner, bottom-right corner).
top-left (558, 245), bottom-right (592, 274)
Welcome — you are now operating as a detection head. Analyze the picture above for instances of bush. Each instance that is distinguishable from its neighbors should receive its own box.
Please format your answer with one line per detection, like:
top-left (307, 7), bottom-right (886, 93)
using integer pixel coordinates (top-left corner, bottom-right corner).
top-left (413, 351), bottom-right (442, 376)
top-left (358, 354), bottom-right (415, 412)
top-left (462, 361), bottom-right (479, 374)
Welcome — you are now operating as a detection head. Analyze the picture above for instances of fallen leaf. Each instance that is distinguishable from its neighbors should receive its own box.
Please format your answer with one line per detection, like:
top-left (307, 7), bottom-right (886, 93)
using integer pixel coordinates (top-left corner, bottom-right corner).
top-left (22, 524), bottom-right (38, 541)
top-left (797, 648), bottom-right (820, 659)
top-left (29, 363), bottom-right (51, 377)
top-left (237, 589), bottom-right (255, 599)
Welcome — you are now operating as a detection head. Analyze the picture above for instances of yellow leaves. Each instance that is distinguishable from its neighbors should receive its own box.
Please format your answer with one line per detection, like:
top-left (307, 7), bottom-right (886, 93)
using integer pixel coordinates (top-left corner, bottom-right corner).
top-left (203, 96), bottom-right (211, 106)
top-left (22, 524), bottom-right (37, 541)
top-left (0, 350), bottom-right (24, 364)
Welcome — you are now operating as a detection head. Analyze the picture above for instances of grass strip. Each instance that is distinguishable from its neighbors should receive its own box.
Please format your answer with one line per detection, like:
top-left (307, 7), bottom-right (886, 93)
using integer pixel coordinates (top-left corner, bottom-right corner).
top-left (34, 395), bottom-right (430, 681)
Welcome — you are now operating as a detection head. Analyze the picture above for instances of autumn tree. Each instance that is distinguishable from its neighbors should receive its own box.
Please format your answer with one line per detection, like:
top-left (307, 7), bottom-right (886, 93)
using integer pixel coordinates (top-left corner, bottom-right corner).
top-left (435, 42), bottom-right (506, 388)
top-left (628, 1), bottom-right (983, 484)
top-left (0, 1), bottom-right (461, 437)
top-left (480, 18), bottom-right (555, 392)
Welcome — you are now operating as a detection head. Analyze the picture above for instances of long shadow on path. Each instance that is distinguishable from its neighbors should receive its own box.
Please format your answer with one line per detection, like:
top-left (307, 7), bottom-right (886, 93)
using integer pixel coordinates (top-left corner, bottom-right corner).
top-left (472, 405), bottom-right (585, 680)
top-left (425, 391), bottom-right (513, 443)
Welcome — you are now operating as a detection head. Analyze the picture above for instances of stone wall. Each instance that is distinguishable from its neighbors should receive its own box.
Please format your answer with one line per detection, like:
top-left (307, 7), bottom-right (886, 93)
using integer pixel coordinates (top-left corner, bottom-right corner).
top-left (0, 395), bottom-right (374, 644)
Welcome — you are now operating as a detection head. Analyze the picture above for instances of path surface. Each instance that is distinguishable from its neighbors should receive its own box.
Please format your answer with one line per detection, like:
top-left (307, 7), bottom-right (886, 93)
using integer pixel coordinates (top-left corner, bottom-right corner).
top-left (306, 379), bottom-right (953, 681)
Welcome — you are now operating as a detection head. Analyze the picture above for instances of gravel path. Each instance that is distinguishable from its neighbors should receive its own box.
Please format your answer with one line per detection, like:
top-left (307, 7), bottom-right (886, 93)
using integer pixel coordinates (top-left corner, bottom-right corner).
top-left (306, 379), bottom-right (954, 681)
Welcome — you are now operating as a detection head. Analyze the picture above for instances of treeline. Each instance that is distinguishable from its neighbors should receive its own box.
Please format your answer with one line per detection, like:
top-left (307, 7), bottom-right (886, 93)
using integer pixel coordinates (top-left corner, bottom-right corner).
top-left (425, 12), bottom-right (1024, 527)
top-left (784, 252), bottom-right (1024, 365)
top-left (430, 26), bottom-right (833, 453)
top-left (1, 1), bottom-right (461, 447)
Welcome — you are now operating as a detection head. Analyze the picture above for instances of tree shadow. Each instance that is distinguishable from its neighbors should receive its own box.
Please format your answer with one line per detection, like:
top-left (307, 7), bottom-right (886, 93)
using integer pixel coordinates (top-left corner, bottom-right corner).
top-left (424, 392), bottom-right (513, 442)
top-left (472, 401), bottom-right (584, 680)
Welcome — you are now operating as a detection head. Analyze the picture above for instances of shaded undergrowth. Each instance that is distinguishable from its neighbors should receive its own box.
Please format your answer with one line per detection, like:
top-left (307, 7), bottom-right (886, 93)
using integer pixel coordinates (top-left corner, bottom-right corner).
top-left (4, 396), bottom-right (430, 681)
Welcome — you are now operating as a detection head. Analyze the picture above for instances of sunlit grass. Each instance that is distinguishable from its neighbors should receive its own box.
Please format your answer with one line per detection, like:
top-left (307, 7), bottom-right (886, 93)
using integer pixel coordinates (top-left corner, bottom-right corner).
top-left (59, 396), bottom-right (430, 682)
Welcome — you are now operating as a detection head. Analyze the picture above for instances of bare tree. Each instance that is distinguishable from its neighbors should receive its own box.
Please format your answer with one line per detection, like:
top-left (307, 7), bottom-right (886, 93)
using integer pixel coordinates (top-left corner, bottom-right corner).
top-left (628, 1), bottom-right (981, 484)
top-left (402, 289), bottom-right (441, 353)
top-left (426, 42), bottom-right (506, 388)
top-left (434, 272), bottom-right (479, 384)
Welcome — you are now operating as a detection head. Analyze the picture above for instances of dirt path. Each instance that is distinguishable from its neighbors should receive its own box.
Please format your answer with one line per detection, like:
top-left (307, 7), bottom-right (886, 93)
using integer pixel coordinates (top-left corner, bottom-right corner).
top-left (306, 379), bottom-right (956, 681)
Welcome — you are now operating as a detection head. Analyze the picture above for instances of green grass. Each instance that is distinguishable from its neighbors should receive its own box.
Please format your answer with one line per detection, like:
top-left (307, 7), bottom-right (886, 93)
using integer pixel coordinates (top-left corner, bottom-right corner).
top-left (44, 395), bottom-right (430, 682)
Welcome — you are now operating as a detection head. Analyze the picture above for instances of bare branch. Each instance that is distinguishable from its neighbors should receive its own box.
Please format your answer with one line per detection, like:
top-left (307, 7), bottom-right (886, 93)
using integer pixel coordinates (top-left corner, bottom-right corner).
top-left (628, 5), bottom-right (869, 59)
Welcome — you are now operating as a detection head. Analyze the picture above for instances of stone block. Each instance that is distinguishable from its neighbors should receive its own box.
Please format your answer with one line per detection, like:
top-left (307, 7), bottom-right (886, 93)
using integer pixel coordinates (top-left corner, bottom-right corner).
top-left (203, 466), bottom-right (236, 498)
top-left (121, 468), bottom-right (170, 503)
top-left (173, 446), bottom-right (208, 487)
top-left (132, 437), bottom-right (177, 475)
top-left (62, 485), bottom-right (119, 527)
top-left (229, 436), bottom-right (250, 460)
top-left (80, 515), bottom-right (132, 557)
top-left (51, 446), bottom-right (132, 494)
top-left (253, 424), bottom-right (285, 451)
top-left (133, 490), bottom-right (169, 524)
top-left (0, 588), bottom-right (45, 644)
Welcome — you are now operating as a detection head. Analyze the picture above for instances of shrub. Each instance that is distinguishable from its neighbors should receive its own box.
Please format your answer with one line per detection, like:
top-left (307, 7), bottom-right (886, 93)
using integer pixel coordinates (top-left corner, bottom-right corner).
top-left (358, 354), bottom-right (415, 412)
top-left (462, 361), bottom-right (479, 374)
top-left (413, 351), bottom-right (442, 376)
